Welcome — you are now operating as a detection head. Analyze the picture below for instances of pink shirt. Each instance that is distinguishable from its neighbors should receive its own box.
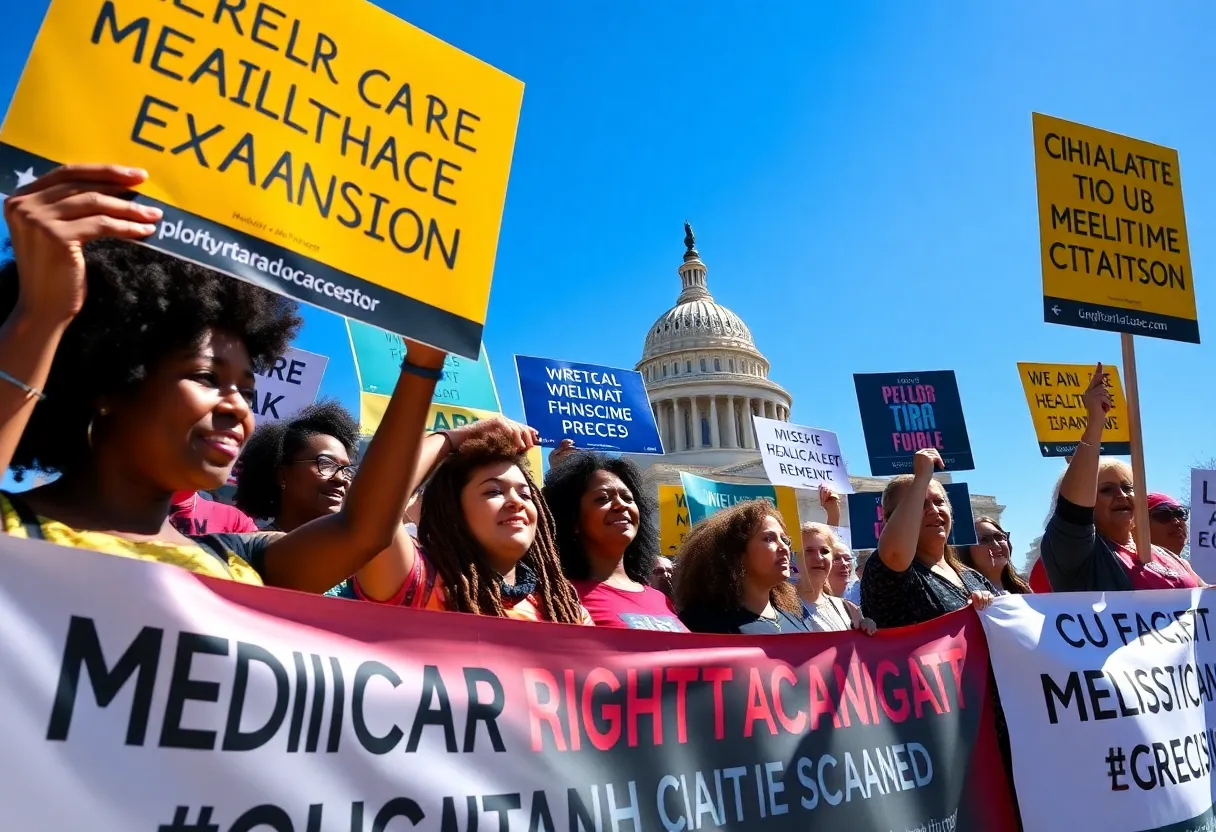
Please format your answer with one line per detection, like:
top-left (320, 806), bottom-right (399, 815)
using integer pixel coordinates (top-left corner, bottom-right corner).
top-left (169, 492), bottom-right (260, 536)
top-left (1111, 543), bottom-right (1202, 591)
top-left (572, 580), bottom-right (687, 631)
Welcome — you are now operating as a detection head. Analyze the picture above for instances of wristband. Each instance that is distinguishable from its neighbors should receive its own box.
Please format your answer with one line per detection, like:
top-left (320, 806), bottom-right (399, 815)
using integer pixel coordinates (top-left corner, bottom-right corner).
top-left (399, 361), bottom-right (444, 381)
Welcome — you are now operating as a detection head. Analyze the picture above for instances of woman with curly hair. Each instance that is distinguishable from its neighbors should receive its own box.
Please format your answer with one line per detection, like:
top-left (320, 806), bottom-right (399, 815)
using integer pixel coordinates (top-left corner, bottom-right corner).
top-left (0, 164), bottom-right (441, 592)
top-left (674, 500), bottom-right (809, 634)
top-left (543, 452), bottom-right (685, 630)
top-left (960, 517), bottom-right (1032, 595)
top-left (372, 421), bottom-right (590, 623)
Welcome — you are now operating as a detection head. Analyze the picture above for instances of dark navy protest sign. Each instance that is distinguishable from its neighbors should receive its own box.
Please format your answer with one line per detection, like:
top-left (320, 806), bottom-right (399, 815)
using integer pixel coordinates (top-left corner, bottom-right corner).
top-left (847, 483), bottom-right (978, 550)
top-left (514, 356), bottom-right (663, 454)
top-left (853, 370), bottom-right (973, 475)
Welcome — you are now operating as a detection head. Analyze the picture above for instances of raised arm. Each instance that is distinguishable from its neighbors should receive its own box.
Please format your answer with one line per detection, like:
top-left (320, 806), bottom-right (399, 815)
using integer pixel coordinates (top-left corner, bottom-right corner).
top-left (1041, 364), bottom-right (1114, 586)
top-left (0, 165), bottom-right (162, 471)
top-left (259, 344), bottom-right (446, 591)
top-left (818, 485), bottom-right (842, 527)
top-left (1058, 364), bottom-right (1110, 509)
top-left (876, 448), bottom-right (941, 572)
top-left (348, 416), bottom-right (540, 601)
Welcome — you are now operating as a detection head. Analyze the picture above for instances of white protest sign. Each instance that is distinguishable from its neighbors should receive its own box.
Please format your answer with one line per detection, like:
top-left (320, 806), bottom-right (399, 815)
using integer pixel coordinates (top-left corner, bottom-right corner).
top-left (981, 590), bottom-right (1213, 832)
top-left (1190, 469), bottom-right (1216, 582)
top-left (753, 416), bottom-right (853, 493)
top-left (252, 347), bottom-right (329, 424)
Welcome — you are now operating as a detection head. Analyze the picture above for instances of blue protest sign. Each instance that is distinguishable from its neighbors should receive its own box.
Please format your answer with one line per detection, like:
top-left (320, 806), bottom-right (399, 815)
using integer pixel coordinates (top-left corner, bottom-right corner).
top-left (853, 370), bottom-right (973, 475)
top-left (846, 483), bottom-right (978, 550)
top-left (514, 356), bottom-right (663, 454)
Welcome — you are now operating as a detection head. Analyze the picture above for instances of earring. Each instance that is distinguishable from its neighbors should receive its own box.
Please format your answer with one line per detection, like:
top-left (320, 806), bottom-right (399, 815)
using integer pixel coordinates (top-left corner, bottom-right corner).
top-left (87, 407), bottom-right (109, 449)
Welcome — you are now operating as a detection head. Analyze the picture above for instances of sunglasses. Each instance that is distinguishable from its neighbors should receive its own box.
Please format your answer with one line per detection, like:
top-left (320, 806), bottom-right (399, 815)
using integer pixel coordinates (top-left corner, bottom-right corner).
top-left (978, 532), bottom-right (1009, 546)
top-left (1150, 506), bottom-right (1189, 522)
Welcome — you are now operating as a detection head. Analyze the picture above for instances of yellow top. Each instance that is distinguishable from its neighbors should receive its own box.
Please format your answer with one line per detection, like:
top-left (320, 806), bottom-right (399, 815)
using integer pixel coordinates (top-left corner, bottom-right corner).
top-left (0, 494), bottom-right (265, 585)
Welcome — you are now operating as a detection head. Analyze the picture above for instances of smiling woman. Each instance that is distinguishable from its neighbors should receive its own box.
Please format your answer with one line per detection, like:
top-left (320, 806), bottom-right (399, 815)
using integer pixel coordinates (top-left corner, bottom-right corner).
top-left (674, 500), bottom-right (807, 635)
top-left (0, 164), bottom-right (444, 594)
top-left (543, 452), bottom-right (684, 631)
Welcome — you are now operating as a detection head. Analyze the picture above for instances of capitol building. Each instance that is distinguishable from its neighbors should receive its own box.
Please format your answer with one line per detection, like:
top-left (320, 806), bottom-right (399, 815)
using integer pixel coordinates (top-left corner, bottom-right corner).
top-left (630, 226), bottom-right (1004, 535)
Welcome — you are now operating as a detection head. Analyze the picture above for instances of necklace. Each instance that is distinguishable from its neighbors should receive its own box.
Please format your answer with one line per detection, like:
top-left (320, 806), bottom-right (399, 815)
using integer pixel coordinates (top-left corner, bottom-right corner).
top-left (811, 595), bottom-right (850, 631)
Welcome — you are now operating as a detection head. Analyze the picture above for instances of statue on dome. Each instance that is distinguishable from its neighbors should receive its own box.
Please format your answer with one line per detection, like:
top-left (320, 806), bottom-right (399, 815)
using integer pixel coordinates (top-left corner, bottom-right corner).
top-left (683, 221), bottom-right (696, 252)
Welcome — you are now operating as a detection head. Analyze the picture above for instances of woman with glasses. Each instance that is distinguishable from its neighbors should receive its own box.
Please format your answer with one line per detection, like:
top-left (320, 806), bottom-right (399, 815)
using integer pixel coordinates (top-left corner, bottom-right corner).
top-left (234, 402), bottom-right (406, 598)
top-left (1040, 364), bottom-right (1202, 592)
top-left (960, 517), bottom-right (1031, 595)
top-left (674, 500), bottom-right (810, 634)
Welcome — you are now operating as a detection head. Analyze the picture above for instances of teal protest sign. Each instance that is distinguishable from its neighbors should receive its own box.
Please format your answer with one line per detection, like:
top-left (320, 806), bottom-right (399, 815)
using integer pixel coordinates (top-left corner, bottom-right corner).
top-left (347, 319), bottom-right (500, 411)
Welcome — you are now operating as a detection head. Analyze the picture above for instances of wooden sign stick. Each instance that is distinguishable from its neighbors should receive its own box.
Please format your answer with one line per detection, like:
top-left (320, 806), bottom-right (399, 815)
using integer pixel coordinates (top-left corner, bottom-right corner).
top-left (1121, 333), bottom-right (1153, 563)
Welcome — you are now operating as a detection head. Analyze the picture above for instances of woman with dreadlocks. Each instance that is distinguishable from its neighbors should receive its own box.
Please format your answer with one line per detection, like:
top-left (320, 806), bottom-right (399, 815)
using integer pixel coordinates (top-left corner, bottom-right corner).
top-left (378, 420), bottom-right (592, 623)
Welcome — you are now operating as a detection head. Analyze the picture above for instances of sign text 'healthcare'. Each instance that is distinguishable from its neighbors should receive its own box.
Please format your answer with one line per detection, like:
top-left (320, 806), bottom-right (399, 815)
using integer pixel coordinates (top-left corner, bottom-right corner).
top-left (1017, 363), bottom-right (1130, 457)
top-left (0, 0), bottom-right (524, 356)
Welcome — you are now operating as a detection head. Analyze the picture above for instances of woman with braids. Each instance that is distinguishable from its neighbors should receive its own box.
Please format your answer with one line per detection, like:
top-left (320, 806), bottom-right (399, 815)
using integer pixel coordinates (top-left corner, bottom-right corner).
top-left (0, 164), bottom-right (441, 591)
top-left (543, 451), bottom-right (685, 630)
top-left (960, 517), bottom-right (1032, 595)
top-left (370, 420), bottom-right (591, 623)
top-left (674, 500), bottom-right (810, 634)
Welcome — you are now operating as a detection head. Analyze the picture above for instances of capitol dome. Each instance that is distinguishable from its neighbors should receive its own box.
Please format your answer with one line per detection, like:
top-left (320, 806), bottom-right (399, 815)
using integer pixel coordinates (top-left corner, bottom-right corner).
top-left (635, 225), bottom-right (792, 465)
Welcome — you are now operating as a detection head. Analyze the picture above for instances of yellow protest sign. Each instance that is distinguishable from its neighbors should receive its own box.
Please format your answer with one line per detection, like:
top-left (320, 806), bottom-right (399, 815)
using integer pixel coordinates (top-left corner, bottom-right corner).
top-left (1032, 113), bottom-right (1198, 343)
top-left (657, 485), bottom-right (690, 557)
top-left (361, 395), bottom-right (542, 477)
top-left (0, 0), bottom-right (523, 358)
top-left (1017, 362), bottom-right (1130, 457)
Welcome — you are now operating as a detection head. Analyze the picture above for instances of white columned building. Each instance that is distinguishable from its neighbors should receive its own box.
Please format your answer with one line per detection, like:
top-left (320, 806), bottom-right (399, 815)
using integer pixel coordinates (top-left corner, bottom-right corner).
top-left (629, 225), bottom-right (1005, 542)
top-left (633, 226), bottom-right (793, 468)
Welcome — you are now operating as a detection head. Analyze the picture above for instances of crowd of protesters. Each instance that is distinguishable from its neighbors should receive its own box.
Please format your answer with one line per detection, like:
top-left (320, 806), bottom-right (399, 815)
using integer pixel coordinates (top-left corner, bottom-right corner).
top-left (0, 164), bottom-right (1205, 645)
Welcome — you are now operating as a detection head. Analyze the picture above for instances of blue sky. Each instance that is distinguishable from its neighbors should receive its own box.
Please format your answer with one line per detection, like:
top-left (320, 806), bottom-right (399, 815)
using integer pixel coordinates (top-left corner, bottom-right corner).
top-left (3, 1), bottom-right (1214, 564)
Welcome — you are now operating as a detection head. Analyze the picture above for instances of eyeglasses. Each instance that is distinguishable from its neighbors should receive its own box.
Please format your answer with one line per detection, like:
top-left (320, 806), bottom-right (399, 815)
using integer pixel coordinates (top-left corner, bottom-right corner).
top-left (289, 455), bottom-right (358, 481)
top-left (1151, 506), bottom-right (1189, 523)
top-left (978, 532), bottom-right (1009, 546)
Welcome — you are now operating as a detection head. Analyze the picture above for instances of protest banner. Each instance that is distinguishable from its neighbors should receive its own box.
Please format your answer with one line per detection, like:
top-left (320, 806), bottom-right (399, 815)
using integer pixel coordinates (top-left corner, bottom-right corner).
top-left (514, 356), bottom-right (663, 454)
top-left (1032, 113), bottom-right (1199, 344)
top-left (679, 472), bottom-right (805, 558)
top-left (1190, 469), bottom-right (1216, 582)
top-left (853, 371), bottom-right (973, 475)
top-left (0, 0), bottom-right (525, 357)
top-left (250, 346), bottom-right (328, 423)
top-left (753, 416), bottom-right (853, 493)
top-left (981, 589), bottom-right (1213, 831)
top-left (845, 484), bottom-right (978, 550)
top-left (1017, 362), bottom-right (1130, 457)
top-left (0, 535), bottom-right (1019, 831)
top-left (657, 484), bottom-right (690, 556)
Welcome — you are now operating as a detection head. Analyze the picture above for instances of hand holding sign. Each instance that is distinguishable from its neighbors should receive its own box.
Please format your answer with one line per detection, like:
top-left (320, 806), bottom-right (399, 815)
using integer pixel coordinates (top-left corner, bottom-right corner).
top-left (5, 164), bottom-right (162, 321)
top-left (1083, 363), bottom-right (1114, 420)
top-left (912, 448), bottom-right (944, 479)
